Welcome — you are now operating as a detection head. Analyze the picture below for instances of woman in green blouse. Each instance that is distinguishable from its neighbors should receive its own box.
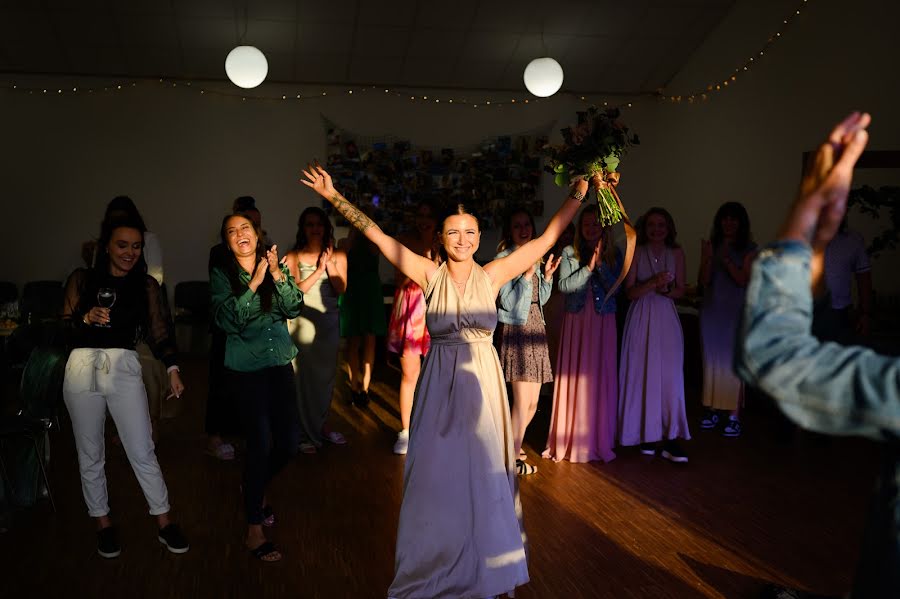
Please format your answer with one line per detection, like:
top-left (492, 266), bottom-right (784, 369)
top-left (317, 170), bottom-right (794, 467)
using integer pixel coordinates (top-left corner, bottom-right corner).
top-left (210, 211), bottom-right (304, 562)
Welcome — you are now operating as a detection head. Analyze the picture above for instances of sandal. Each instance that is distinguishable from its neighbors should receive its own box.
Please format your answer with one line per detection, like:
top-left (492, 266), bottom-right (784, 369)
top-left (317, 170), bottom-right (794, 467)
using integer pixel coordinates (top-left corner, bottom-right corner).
top-left (324, 431), bottom-right (347, 445)
top-left (299, 442), bottom-right (317, 455)
top-left (205, 442), bottom-right (235, 461)
top-left (262, 505), bottom-right (275, 527)
top-left (515, 459), bottom-right (537, 476)
top-left (249, 541), bottom-right (282, 562)
top-left (518, 449), bottom-right (527, 460)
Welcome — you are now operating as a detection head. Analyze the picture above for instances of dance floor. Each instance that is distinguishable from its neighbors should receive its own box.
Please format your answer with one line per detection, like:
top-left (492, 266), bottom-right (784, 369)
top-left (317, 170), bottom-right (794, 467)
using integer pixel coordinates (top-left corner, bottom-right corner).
top-left (1, 353), bottom-right (878, 598)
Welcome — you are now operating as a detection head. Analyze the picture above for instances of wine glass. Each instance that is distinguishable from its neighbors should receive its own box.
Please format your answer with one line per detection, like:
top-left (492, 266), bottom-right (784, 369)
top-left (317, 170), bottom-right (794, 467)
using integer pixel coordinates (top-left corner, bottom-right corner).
top-left (96, 288), bottom-right (116, 327)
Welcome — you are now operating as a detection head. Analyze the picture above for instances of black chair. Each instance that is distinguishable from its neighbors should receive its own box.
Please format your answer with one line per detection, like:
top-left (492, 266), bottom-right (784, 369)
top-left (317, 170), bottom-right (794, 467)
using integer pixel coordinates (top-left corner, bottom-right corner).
top-left (174, 281), bottom-right (211, 355)
top-left (0, 345), bottom-right (67, 511)
top-left (21, 281), bottom-right (63, 323)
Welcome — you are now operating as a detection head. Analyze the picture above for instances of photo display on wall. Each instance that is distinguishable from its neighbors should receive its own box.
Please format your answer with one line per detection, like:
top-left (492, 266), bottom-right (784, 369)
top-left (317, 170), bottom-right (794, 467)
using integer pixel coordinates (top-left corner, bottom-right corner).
top-left (321, 117), bottom-right (551, 233)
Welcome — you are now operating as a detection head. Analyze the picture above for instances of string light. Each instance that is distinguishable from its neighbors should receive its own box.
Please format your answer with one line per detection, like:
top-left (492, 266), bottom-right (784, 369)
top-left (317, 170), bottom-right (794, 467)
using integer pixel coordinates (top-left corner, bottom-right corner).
top-left (2, 76), bottom-right (640, 111)
top-left (660, 0), bottom-right (811, 103)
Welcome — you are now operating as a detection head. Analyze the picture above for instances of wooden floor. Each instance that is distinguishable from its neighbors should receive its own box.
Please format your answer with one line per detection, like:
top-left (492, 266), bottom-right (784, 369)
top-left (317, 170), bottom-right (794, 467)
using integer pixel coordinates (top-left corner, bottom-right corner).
top-left (0, 353), bottom-right (879, 599)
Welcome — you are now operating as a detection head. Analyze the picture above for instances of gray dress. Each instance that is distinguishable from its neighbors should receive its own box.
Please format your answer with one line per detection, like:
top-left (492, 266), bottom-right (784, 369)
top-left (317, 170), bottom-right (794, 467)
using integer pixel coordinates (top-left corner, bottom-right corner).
top-left (288, 262), bottom-right (340, 446)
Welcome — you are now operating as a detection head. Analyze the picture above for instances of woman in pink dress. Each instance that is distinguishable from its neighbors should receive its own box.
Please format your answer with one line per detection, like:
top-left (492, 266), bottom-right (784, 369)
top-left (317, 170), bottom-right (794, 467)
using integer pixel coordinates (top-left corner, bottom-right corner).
top-left (618, 207), bottom-right (691, 462)
top-left (387, 201), bottom-right (439, 455)
top-left (544, 205), bottom-right (622, 464)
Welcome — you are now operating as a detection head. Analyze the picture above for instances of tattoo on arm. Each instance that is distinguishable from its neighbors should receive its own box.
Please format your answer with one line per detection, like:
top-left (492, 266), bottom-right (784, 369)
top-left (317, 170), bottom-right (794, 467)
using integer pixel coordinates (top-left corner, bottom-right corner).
top-left (330, 193), bottom-right (376, 233)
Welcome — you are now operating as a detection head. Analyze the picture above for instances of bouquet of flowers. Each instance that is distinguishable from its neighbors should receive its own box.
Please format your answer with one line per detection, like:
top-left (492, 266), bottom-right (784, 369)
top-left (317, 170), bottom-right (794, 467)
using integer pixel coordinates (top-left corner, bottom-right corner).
top-left (543, 107), bottom-right (639, 226)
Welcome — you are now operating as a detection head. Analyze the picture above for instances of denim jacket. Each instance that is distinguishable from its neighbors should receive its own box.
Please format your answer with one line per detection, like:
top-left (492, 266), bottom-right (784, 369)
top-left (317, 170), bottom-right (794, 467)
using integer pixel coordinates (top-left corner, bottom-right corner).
top-left (494, 247), bottom-right (551, 325)
top-left (557, 245), bottom-right (623, 314)
top-left (736, 240), bottom-right (899, 597)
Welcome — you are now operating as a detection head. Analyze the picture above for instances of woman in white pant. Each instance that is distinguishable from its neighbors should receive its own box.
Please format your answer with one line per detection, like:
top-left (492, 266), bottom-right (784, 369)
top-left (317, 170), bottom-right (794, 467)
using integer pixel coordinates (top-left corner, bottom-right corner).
top-left (62, 215), bottom-right (188, 559)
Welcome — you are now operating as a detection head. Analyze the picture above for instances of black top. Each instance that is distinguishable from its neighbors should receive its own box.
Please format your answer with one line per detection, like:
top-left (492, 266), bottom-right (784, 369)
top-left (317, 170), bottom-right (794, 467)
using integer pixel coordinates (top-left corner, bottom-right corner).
top-left (62, 268), bottom-right (178, 368)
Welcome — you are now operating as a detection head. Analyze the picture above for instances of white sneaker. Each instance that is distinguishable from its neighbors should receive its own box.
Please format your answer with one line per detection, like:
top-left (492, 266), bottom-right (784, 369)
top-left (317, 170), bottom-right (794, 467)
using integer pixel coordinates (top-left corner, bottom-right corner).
top-left (393, 430), bottom-right (409, 455)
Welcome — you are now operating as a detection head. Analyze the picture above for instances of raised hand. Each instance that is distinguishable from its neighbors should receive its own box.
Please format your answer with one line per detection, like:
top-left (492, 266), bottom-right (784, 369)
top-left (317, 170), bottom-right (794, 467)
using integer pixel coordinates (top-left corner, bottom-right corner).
top-left (249, 257), bottom-right (268, 292)
top-left (780, 112), bottom-right (871, 248)
top-left (300, 162), bottom-right (336, 198)
top-left (544, 253), bottom-right (562, 281)
top-left (317, 243), bottom-right (334, 273)
top-left (587, 239), bottom-right (602, 271)
top-left (300, 161), bottom-right (375, 234)
top-left (570, 178), bottom-right (589, 202)
top-left (266, 244), bottom-right (283, 282)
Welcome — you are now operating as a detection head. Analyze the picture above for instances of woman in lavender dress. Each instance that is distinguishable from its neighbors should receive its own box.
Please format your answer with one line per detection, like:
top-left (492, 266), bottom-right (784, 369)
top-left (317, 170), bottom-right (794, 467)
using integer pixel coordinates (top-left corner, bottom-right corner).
top-left (618, 208), bottom-right (691, 462)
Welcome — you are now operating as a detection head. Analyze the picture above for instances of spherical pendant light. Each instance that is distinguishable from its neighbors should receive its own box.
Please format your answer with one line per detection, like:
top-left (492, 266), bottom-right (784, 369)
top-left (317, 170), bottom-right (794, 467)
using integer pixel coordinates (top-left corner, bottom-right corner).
top-left (225, 46), bottom-right (268, 89)
top-left (523, 57), bottom-right (564, 97)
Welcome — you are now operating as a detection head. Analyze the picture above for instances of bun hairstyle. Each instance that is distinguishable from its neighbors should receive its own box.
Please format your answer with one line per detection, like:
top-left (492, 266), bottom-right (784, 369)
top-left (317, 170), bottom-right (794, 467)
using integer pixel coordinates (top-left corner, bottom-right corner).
top-left (438, 204), bottom-right (480, 261)
top-left (232, 196), bottom-right (257, 212)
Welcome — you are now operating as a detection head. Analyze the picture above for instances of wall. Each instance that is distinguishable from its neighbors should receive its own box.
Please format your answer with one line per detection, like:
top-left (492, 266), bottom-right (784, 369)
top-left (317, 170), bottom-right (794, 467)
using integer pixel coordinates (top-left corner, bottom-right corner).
top-left (1, 0), bottom-right (898, 301)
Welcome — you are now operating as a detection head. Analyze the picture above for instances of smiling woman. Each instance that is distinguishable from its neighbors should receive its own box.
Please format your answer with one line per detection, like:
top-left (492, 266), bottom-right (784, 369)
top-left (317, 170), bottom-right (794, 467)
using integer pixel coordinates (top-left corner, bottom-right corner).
top-left (300, 162), bottom-right (587, 598)
top-left (209, 210), bottom-right (304, 563)
top-left (61, 215), bottom-right (188, 560)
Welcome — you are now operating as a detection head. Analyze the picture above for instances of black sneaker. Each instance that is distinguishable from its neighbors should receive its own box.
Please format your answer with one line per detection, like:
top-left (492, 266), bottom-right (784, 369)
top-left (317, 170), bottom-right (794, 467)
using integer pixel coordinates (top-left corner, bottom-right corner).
top-left (699, 410), bottom-right (720, 429)
top-left (158, 523), bottom-right (190, 554)
top-left (661, 441), bottom-right (689, 463)
top-left (639, 443), bottom-right (657, 456)
top-left (97, 526), bottom-right (121, 559)
top-left (722, 418), bottom-right (743, 437)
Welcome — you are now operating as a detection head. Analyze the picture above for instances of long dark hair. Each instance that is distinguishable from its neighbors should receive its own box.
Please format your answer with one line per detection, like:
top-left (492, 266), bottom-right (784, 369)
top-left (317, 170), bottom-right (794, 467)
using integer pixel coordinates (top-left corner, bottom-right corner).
top-left (636, 207), bottom-right (679, 248)
top-left (293, 207), bottom-right (334, 251)
top-left (80, 215), bottom-right (149, 320)
top-left (496, 207), bottom-right (536, 253)
top-left (710, 201), bottom-right (752, 251)
top-left (220, 211), bottom-right (275, 312)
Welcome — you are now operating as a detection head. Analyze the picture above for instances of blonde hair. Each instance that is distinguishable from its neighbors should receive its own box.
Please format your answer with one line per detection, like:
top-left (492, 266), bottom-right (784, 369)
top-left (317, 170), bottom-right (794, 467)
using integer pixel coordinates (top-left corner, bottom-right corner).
top-left (573, 205), bottom-right (617, 267)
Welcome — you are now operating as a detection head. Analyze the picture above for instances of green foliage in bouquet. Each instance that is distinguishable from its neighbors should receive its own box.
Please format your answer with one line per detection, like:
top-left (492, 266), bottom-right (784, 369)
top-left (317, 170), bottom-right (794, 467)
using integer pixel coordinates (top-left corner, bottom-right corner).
top-left (543, 107), bottom-right (640, 226)
top-left (544, 107), bottom-right (640, 186)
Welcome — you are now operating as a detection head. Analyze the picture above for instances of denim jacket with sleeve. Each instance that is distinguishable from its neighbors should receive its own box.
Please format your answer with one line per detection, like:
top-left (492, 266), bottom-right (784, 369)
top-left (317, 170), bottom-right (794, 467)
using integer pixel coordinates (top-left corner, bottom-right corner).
top-left (736, 240), bottom-right (899, 597)
top-left (494, 247), bottom-right (552, 326)
top-left (557, 245), bottom-right (623, 315)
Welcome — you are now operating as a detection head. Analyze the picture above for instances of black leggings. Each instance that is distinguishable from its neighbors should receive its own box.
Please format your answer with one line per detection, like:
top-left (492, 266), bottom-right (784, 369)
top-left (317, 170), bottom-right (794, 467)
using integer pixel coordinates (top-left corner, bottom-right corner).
top-left (205, 328), bottom-right (239, 436)
top-left (229, 363), bottom-right (300, 525)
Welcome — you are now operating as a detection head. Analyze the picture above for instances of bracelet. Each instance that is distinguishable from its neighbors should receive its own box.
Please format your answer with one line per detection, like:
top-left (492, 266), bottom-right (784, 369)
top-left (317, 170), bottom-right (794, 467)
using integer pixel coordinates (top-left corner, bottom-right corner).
top-left (569, 190), bottom-right (586, 203)
top-left (83, 313), bottom-right (90, 325)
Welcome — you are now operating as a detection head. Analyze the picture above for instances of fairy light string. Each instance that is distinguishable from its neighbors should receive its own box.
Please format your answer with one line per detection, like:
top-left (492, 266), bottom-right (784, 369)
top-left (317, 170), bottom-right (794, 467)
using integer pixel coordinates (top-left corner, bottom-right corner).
top-left (1, 0), bottom-right (810, 108)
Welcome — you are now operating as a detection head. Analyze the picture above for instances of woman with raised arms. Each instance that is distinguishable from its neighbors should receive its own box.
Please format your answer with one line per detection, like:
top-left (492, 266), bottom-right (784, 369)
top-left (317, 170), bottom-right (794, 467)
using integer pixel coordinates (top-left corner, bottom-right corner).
top-left (301, 162), bottom-right (587, 599)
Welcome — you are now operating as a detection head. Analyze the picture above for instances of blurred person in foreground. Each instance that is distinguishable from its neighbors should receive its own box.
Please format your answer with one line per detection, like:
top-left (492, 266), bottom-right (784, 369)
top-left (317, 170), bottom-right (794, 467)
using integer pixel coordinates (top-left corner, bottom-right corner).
top-left (737, 112), bottom-right (898, 598)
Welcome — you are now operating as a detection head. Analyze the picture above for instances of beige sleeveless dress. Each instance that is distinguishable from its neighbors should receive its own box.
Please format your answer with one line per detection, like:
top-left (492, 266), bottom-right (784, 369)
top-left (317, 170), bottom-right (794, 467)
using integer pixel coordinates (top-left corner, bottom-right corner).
top-left (388, 262), bottom-right (529, 599)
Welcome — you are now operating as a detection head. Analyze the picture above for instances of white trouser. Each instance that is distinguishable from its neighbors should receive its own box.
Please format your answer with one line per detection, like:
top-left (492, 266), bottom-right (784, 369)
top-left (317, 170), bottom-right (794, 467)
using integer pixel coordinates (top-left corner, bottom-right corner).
top-left (63, 347), bottom-right (170, 518)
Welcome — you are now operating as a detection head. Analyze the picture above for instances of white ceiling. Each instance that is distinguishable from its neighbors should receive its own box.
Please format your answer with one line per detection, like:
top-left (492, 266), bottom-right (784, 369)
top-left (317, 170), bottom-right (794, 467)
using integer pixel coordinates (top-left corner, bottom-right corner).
top-left (0, 0), bottom-right (736, 93)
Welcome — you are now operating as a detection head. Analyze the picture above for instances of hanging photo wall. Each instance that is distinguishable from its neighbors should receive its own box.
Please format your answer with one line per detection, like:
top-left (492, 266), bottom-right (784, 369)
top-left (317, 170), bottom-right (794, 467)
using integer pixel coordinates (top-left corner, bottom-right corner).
top-left (320, 116), bottom-right (551, 233)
